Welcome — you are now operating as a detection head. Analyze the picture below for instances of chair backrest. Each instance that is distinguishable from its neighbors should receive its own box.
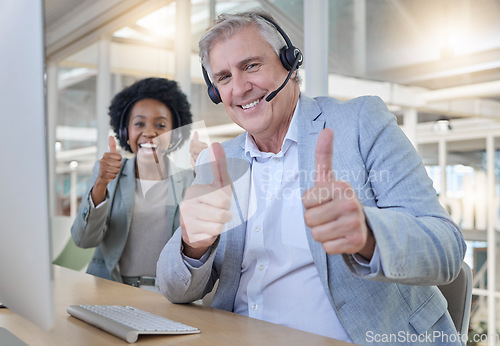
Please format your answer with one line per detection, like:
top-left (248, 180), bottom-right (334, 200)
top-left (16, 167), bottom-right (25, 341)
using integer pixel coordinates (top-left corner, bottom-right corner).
top-left (53, 237), bottom-right (94, 272)
top-left (437, 262), bottom-right (473, 336)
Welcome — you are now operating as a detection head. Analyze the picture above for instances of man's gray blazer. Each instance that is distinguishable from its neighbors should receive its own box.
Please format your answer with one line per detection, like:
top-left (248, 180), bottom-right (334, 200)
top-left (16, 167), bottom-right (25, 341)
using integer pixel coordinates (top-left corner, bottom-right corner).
top-left (157, 94), bottom-right (466, 344)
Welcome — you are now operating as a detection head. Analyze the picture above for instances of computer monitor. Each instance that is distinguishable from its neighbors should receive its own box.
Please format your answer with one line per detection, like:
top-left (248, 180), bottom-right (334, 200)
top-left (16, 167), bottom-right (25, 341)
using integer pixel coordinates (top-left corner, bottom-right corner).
top-left (0, 0), bottom-right (55, 335)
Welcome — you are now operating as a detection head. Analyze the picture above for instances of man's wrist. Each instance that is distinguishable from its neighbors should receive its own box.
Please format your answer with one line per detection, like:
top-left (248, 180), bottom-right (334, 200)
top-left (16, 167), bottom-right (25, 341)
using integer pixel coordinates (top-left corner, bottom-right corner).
top-left (181, 241), bottom-right (210, 260)
top-left (357, 228), bottom-right (376, 260)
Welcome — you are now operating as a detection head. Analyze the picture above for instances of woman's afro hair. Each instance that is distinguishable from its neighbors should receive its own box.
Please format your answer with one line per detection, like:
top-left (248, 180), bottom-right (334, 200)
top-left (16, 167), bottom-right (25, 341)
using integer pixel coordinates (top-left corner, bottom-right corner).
top-left (109, 77), bottom-right (193, 153)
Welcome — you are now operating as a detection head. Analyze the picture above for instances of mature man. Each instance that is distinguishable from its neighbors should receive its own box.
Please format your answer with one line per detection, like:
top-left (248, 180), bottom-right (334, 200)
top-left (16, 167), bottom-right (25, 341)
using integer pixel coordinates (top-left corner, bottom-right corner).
top-left (157, 10), bottom-right (466, 344)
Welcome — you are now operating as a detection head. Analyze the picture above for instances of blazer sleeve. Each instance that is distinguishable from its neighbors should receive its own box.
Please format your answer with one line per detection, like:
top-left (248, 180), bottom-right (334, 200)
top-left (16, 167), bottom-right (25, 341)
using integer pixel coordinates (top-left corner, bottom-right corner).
top-left (70, 160), bottom-right (111, 248)
top-left (340, 96), bottom-right (466, 285)
top-left (156, 229), bottom-right (219, 303)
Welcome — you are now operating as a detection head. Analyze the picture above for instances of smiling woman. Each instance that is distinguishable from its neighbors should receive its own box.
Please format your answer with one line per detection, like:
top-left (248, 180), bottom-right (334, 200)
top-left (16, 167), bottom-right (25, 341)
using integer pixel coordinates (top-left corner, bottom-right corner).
top-left (70, 78), bottom-right (194, 291)
top-left (127, 99), bottom-right (174, 180)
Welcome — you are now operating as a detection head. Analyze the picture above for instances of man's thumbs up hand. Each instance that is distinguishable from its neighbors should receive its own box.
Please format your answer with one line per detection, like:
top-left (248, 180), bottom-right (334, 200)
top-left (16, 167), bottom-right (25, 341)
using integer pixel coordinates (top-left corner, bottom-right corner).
top-left (302, 129), bottom-right (375, 259)
top-left (209, 142), bottom-right (232, 192)
top-left (314, 127), bottom-right (335, 184)
top-left (180, 143), bottom-right (233, 259)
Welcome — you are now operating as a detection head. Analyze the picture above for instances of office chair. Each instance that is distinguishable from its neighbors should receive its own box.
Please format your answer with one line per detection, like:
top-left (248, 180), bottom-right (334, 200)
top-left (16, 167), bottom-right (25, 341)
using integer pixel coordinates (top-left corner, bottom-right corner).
top-left (437, 261), bottom-right (473, 336)
top-left (53, 237), bottom-right (94, 272)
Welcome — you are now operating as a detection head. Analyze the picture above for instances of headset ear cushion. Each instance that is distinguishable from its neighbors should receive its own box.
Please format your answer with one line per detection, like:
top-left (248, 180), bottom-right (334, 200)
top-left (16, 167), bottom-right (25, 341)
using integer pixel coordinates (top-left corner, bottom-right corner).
top-left (280, 46), bottom-right (303, 71)
top-left (279, 47), bottom-right (293, 70)
top-left (208, 85), bottom-right (222, 104)
top-left (119, 128), bottom-right (128, 145)
top-left (202, 65), bottom-right (222, 104)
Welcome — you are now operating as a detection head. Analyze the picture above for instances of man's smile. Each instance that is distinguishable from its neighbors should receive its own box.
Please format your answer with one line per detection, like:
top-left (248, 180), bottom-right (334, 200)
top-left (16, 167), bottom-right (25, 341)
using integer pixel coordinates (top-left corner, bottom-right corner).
top-left (239, 97), bottom-right (264, 110)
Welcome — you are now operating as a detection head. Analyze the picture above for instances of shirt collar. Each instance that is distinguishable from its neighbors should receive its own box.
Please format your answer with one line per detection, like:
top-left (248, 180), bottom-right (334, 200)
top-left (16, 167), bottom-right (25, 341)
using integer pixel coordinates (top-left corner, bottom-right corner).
top-left (244, 98), bottom-right (300, 161)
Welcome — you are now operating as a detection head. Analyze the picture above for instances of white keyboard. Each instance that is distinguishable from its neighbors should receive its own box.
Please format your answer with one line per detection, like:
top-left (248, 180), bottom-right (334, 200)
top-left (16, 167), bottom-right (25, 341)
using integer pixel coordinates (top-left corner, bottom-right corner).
top-left (67, 305), bottom-right (200, 343)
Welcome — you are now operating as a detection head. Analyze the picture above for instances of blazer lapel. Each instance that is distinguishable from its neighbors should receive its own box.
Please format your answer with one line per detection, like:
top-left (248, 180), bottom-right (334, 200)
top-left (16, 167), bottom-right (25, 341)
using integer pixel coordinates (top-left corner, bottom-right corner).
top-left (119, 157), bottom-right (136, 231)
top-left (223, 136), bottom-right (252, 231)
top-left (296, 95), bottom-right (327, 193)
top-left (215, 136), bottom-right (251, 311)
top-left (297, 95), bottom-right (342, 308)
top-left (166, 161), bottom-right (185, 236)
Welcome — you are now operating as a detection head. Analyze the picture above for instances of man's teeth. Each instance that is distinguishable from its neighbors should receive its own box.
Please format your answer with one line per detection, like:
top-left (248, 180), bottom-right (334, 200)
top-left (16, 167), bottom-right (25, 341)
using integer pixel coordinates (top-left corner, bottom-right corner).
top-left (140, 143), bottom-right (158, 149)
top-left (241, 99), bottom-right (260, 109)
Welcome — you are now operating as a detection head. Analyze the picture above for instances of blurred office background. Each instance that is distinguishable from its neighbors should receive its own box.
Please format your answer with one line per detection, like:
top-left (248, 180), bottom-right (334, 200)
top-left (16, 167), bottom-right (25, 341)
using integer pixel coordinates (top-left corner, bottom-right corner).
top-left (44, 0), bottom-right (500, 342)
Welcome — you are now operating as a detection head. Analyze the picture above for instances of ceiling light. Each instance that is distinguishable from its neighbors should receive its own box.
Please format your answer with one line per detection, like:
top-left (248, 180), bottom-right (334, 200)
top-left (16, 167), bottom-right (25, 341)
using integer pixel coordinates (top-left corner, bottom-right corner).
top-left (69, 161), bottom-right (79, 169)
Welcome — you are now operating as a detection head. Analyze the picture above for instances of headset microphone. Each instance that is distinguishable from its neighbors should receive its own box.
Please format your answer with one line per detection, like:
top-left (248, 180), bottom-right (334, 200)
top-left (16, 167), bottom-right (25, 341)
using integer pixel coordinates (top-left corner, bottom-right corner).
top-left (265, 50), bottom-right (302, 102)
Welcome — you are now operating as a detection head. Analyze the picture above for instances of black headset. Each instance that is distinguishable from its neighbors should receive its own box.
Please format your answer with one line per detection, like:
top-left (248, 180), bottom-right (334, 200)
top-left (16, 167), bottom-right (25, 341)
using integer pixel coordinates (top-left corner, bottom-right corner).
top-left (202, 15), bottom-right (303, 104)
top-left (118, 96), bottom-right (183, 153)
